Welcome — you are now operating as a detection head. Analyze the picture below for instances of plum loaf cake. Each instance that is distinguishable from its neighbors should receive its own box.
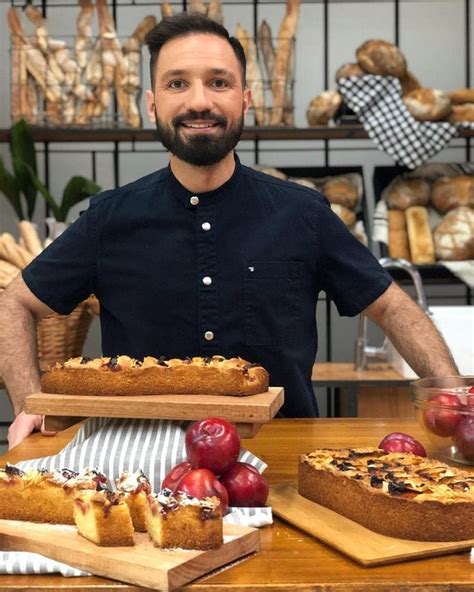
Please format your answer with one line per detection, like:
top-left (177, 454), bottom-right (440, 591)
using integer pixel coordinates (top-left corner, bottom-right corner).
top-left (298, 447), bottom-right (474, 541)
top-left (115, 469), bottom-right (152, 532)
top-left (144, 488), bottom-right (223, 550)
top-left (0, 464), bottom-right (107, 524)
top-left (41, 355), bottom-right (269, 396)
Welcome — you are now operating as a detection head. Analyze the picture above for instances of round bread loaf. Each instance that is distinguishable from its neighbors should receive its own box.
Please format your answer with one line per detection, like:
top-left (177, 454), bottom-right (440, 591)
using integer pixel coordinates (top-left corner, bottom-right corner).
top-left (448, 88), bottom-right (474, 105)
top-left (356, 39), bottom-right (407, 77)
top-left (323, 176), bottom-right (359, 209)
top-left (403, 88), bottom-right (452, 122)
top-left (334, 62), bottom-right (365, 82)
top-left (449, 104), bottom-right (474, 123)
top-left (433, 206), bottom-right (474, 261)
top-left (386, 178), bottom-right (431, 210)
top-left (306, 90), bottom-right (342, 126)
top-left (431, 176), bottom-right (474, 213)
top-left (399, 71), bottom-right (421, 96)
top-left (330, 204), bottom-right (356, 227)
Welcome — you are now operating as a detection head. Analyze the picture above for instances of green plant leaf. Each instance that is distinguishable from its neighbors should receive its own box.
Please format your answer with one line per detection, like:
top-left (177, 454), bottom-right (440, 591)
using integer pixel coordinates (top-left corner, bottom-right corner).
top-left (60, 176), bottom-right (101, 222)
top-left (0, 156), bottom-right (23, 219)
top-left (22, 162), bottom-right (62, 221)
top-left (10, 119), bottom-right (38, 220)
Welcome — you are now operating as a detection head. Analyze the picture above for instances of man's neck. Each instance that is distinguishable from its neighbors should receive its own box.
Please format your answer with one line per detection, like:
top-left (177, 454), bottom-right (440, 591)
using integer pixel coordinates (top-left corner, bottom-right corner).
top-left (169, 152), bottom-right (236, 193)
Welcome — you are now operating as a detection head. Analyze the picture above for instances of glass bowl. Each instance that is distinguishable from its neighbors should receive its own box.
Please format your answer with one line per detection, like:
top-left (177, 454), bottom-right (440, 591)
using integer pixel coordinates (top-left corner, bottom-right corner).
top-left (411, 376), bottom-right (474, 466)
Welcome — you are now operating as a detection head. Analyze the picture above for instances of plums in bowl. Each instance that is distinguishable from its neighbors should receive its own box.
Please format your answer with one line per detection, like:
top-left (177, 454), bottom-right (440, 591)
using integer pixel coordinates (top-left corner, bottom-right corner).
top-left (378, 432), bottom-right (427, 456)
top-left (453, 416), bottom-right (474, 461)
top-left (422, 392), bottom-right (463, 437)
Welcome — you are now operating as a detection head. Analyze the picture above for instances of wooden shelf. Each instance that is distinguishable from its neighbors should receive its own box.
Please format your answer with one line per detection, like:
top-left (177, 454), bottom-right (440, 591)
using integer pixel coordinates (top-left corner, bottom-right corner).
top-left (0, 125), bottom-right (472, 143)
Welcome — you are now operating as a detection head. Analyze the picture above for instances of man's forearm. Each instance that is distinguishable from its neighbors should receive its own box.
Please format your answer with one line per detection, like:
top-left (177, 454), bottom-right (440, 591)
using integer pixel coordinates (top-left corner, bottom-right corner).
top-left (0, 294), bottom-right (41, 415)
top-left (365, 283), bottom-right (458, 378)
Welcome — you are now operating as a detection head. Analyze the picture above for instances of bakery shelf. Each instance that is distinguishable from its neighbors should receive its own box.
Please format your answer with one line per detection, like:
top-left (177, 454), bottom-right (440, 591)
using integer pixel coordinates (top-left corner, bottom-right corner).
top-left (0, 125), bottom-right (472, 143)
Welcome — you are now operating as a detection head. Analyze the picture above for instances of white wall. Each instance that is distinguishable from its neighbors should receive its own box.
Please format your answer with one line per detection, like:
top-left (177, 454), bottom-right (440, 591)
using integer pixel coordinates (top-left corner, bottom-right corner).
top-left (0, 1), bottom-right (471, 422)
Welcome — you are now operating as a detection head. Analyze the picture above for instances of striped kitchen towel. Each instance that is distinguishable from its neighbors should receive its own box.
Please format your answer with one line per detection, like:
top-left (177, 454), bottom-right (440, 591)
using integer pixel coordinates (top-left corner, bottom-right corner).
top-left (0, 418), bottom-right (272, 576)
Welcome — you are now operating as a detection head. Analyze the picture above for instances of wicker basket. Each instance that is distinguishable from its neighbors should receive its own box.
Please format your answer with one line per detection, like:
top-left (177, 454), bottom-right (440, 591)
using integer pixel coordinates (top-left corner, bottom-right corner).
top-left (37, 296), bottom-right (99, 371)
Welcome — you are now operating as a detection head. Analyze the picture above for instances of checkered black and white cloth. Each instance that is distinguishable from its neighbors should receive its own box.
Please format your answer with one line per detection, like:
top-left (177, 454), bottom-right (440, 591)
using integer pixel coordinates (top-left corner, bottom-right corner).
top-left (1, 418), bottom-right (272, 577)
top-left (338, 75), bottom-right (474, 169)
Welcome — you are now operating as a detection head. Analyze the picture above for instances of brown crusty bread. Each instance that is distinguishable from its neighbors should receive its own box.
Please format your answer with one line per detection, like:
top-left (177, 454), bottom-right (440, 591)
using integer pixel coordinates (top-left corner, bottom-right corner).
top-left (405, 206), bottom-right (435, 264)
top-left (403, 88), bottom-right (452, 122)
top-left (386, 178), bottom-right (430, 211)
top-left (334, 62), bottom-right (365, 82)
top-left (448, 88), bottom-right (474, 105)
top-left (41, 355), bottom-right (270, 396)
top-left (433, 206), bottom-right (474, 261)
top-left (356, 39), bottom-right (407, 78)
top-left (298, 448), bottom-right (474, 541)
top-left (322, 175), bottom-right (359, 210)
top-left (449, 104), bottom-right (474, 123)
top-left (306, 90), bottom-right (342, 126)
top-left (388, 210), bottom-right (410, 260)
top-left (431, 176), bottom-right (474, 213)
top-left (399, 71), bottom-right (421, 96)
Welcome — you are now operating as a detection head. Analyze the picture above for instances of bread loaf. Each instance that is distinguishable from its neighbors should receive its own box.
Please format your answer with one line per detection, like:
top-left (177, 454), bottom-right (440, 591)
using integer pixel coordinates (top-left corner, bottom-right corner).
top-left (356, 39), bottom-right (407, 78)
top-left (405, 206), bottom-right (435, 264)
top-left (298, 448), bottom-right (474, 542)
top-left (403, 88), bottom-right (452, 122)
top-left (433, 206), bottom-right (474, 261)
top-left (388, 210), bottom-right (410, 260)
top-left (330, 204), bottom-right (356, 227)
top-left (322, 175), bottom-right (359, 209)
top-left (449, 104), bottom-right (474, 123)
top-left (399, 71), bottom-right (421, 96)
top-left (431, 176), bottom-right (474, 213)
top-left (448, 88), bottom-right (474, 105)
top-left (306, 90), bottom-right (342, 126)
top-left (386, 178), bottom-right (430, 210)
top-left (334, 62), bottom-right (365, 82)
top-left (41, 355), bottom-right (270, 396)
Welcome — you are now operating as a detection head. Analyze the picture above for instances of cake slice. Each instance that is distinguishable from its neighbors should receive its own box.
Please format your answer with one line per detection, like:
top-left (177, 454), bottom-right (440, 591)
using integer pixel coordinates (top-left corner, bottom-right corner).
top-left (0, 464), bottom-right (108, 524)
top-left (73, 488), bottom-right (135, 546)
top-left (145, 488), bottom-right (223, 550)
top-left (115, 469), bottom-right (152, 532)
top-left (298, 447), bottom-right (474, 541)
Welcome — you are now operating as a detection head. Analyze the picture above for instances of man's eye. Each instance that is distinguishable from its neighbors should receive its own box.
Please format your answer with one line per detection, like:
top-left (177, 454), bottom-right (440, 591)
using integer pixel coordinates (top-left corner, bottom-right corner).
top-left (168, 80), bottom-right (185, 89)
top-left (212, 79), bottom-right (228, 89)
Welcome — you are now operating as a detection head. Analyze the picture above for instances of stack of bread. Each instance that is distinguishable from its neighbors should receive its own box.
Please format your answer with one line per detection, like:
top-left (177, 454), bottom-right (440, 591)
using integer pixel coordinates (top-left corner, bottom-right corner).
top-left (254, 166), bottom-right (366, 243)
top-left (0, 221), bottom-right (43, 293)
top-left (307, 38), bottom-right (474, 126)
top-left (385, 174), bottom-right (474, 263)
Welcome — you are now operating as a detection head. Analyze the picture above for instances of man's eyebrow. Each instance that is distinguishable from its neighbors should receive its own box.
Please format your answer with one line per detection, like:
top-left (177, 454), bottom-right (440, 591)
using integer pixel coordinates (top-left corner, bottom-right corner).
top-left (160, 67), bottom-right (237, 81)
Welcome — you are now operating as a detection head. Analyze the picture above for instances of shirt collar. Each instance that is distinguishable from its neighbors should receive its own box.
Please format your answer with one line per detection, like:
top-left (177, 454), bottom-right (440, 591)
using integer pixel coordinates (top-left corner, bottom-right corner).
top-left (166, 153), bottom-right (243, 208)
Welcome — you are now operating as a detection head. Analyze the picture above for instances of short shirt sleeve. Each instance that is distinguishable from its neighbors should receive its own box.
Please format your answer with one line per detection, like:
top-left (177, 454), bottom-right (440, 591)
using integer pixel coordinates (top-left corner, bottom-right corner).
top-left (316, 200), bottom-right (392, 317)
top-left (22, 204), bottom-right (97, 315)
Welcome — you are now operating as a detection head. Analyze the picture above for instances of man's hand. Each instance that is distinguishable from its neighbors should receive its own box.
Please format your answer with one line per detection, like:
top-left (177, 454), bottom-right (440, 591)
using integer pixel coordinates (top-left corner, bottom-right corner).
top-left (8, 411), bottom-right (57, 450)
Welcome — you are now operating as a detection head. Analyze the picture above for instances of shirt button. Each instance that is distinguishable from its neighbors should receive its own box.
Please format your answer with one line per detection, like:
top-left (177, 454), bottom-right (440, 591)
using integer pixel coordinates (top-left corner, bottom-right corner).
top-left (202, 222), bottom-right (211, 231)
top-left (204, 331), bottom-right (214, 341)
top-left (202, 276), bottom-right (212, 286)
top-left (190, 196), bottom-right (199, 206)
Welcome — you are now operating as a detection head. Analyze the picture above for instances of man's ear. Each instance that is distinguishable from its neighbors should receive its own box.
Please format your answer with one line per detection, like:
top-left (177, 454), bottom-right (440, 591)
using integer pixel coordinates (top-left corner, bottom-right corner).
top-left (145, 90), bottom-right (156, 123)
top-left (243, 86), bottom-right (252, 118)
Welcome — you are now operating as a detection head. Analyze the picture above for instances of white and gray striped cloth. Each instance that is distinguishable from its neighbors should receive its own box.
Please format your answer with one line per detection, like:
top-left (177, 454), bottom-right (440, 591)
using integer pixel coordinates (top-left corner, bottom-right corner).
top-left (338, 75), bottom-right (474, 169)
top-left (1, 418), bottom-right (273, 577)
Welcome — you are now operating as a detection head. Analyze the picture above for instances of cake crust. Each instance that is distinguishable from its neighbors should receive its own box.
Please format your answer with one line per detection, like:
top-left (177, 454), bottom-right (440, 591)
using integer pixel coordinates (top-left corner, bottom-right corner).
top-left (298, 448), bottom-right (474, 542)
top-left (41, 355), bottom-right (269, 397)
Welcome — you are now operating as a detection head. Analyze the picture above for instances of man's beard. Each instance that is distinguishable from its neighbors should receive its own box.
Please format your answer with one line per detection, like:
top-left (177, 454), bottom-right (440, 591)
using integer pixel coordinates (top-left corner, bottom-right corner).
top-left (155, 108), bottom-right (244, 167)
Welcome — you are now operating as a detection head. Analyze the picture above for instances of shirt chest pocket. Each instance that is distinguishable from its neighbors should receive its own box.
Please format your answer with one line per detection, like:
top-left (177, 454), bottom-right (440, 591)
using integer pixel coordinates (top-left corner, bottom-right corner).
top-left (244, 261), bottom-right (303, 346)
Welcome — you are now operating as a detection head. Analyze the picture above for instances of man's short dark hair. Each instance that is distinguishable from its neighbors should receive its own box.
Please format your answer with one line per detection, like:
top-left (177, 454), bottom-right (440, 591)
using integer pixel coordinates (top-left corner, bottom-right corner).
top-left (145, 12), bottom-right (247, 88)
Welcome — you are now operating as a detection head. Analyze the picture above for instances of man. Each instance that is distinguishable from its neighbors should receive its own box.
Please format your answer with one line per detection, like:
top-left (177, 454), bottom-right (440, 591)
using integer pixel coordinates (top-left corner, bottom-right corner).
top-left (0, 13), bottom-right (457, 449)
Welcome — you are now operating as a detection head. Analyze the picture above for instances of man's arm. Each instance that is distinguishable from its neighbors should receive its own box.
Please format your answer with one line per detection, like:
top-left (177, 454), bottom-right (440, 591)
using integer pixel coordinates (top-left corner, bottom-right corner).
top-left (0, 274), bottom-right (57, 448)
top-left (364, 282), bottom-right (458, 377)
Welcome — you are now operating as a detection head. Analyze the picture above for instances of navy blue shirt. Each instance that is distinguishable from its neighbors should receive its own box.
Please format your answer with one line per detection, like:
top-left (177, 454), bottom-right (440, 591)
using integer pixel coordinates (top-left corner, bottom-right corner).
top-left (23, 155), bottom-right (392, 417)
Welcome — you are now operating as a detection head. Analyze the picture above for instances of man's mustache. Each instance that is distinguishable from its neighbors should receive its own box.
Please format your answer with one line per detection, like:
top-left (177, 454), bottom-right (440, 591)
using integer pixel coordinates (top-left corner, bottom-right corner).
top-left (172, 111), bottom-right (227, 127)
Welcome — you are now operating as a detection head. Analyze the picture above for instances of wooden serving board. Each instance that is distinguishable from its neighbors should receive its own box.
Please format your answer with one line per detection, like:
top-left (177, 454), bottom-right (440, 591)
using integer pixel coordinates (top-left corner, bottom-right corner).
top-left (24, 387), bottom-right (284, 439)
top-left (0, 520), bottom-right (260, 591)
top-left (269, 484), bottom-right (474, 567)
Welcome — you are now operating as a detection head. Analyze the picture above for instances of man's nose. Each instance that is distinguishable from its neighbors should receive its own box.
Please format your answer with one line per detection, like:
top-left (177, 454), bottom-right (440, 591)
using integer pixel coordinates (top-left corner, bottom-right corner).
top-left (185, 83), bottom-right (214, 112)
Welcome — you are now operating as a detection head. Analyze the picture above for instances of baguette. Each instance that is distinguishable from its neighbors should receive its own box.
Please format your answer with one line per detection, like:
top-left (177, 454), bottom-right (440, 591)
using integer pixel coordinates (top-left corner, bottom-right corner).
top-left (41, 355), bottom-right (270, 397)
top-left (298, 448), bottom-right (474, 542)
top-left (405, 206), bottom-right (435, 264)
top-left (18, 220), bottom-right (43, 256)
top-left (388, 210), bottom-right (410, 260)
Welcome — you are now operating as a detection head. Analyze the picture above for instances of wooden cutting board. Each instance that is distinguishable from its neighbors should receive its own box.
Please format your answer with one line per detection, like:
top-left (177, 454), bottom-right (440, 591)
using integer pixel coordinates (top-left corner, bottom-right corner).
top-left (24, 387), bottom-right (284, 438)
top-left (0, 520), bottom-right (260, 591)
top-left (269, 484), bottom-right (474, 566)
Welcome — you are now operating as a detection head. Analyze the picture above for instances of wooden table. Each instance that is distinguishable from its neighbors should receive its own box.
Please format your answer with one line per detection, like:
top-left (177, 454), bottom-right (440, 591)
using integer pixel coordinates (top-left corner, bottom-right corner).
top-left (1, 418), bottom-right (473, 591)
top-left (312, 363), bottom-right (412, 417)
